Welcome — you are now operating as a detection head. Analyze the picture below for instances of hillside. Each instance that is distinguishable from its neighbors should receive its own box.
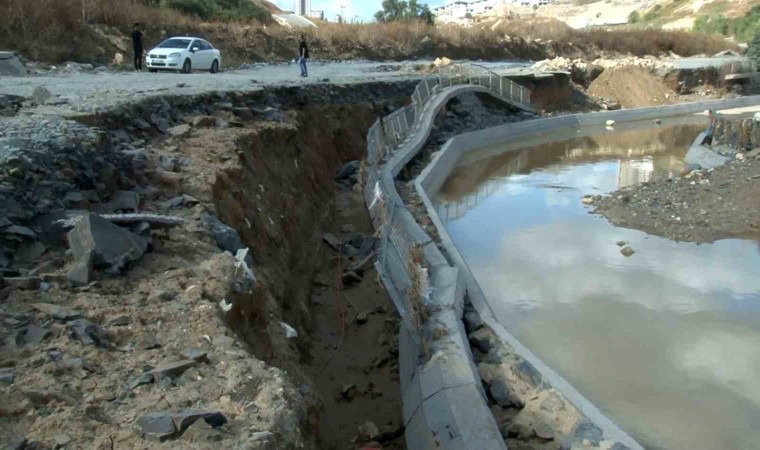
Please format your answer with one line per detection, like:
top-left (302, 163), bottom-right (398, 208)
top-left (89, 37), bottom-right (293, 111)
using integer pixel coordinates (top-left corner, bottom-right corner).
top-left (535, 0), bottom-right (760, 35)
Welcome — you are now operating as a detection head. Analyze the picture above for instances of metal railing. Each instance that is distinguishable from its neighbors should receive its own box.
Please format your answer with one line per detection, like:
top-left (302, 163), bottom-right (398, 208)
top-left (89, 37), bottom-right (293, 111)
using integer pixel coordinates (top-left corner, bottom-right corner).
top-left (365, 63), bottom-right (531, 344)
top-left (367, 63), bottom-right (532, 166)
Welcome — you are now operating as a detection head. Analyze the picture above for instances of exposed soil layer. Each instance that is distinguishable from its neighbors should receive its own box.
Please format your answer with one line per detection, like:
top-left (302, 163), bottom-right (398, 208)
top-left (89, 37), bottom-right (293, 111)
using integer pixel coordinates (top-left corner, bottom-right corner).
top-left (592, 157), bottom-right (760, 243)
top-left (0, 83), bottom-right (411, 449)
top-left (588, 65), bottom-right (678, 108)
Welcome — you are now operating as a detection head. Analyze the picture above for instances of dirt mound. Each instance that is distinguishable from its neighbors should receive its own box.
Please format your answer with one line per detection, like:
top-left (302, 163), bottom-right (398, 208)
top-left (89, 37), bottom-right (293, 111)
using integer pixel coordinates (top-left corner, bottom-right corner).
top-left (588, 65), bottom-right (677, 108)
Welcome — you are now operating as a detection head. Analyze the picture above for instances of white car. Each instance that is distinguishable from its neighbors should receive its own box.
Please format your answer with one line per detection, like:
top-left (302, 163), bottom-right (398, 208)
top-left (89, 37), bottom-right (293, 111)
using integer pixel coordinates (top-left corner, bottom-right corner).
top-left (146, 37), bottom-right (222, 74)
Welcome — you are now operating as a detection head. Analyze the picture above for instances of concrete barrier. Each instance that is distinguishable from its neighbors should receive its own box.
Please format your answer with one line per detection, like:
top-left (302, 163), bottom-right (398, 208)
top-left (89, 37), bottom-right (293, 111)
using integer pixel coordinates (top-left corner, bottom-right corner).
top-left (414, 94), bottom-right (760, 450)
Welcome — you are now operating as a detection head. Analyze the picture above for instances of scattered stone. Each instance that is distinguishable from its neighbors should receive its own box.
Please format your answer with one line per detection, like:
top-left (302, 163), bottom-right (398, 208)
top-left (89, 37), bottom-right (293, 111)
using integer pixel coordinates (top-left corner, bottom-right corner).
top-left (137, 412), bottom-right (176, 442)
top-left (31, 303), bottom-right (83, 321)
top-left (356, 312), bottom-right (369, 325)
top-left (176, 83), bottom-right (186, 88)
top-left (16, 241), bottom-right (47, 263)
top-left (0, 368), bottom-right (14, 385)
top-left (129, 372), bottom-right (155, 390)
top-left (469, 328), bottom-right (496, 353)
top-left (280, 322), bottom-right (298, 339)
top-left (489, 378), bottom-right (523, 408)
top-left (464, 310), bottom-right (484, 331)
top-left (507, 423), bottom-right (533, 440)
top-left (2, 276), bottom-right (41, 290)
top-left (342, 224), bottom-right (357, 233)
top-left (67, 213), bottom-right (148, 276)
top-left (341, 384), bottom-right (357, 401)
top-left (581, 196), bottom-right (595, 205)
top-left (322, 233), bottom-right (342, 250)
top-left (140, 335), bottom-right (162, 350)
top-left (342, 270), bottom-right (363, 285)
top-left (182, 419), bottom-right (224, 442)
top-left (167, 124), bottom-right (191, 137)
top-left (181, 349), bottom-right (209, 363)
top-left (171, 409), bottom-right (228, 433)
top-left (150, 360), bottom-right (197, 380)
top-left (616, 241), bottom-right (627, 247)
top-left (574, 422), bottom-right (603, 446)
top-left (540, 392), bottom-right (565, 413)
top-left (16, 325), bottom-right (50, 346)
top-left (69, 319), bottom-right (108, 347)
top-left (201, 214), bottom-right (251, 264)
top-left (32, 86), bottom-right (52, 105)
top-left (191, 115), bottom-right (216, 128)
top-left (106, 315), bottom-right (130, 327)
top-left (515, 360), bottom-right (543, 388)
top-left (252, 106), bottom-right (283, 122)
top-left (148, 289), bottom-right (175, 303)
top-left (357, 421), bottom-right (380, 441)
top-left (534, 421), bottom-right (555, 440)
top-left (620, 246), bottom-right (635, 257)
top-left (250, 431), bottom-right (274, 442)
top-left (335, 160), bottom-right (360, 182)
top-left (67, 252), bottom-right (94, 287)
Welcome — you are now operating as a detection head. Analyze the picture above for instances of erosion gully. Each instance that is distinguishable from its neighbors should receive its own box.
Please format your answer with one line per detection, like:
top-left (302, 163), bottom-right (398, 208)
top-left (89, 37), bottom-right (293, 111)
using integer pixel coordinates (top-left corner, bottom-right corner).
top-left (436, 117), bottom-right (760, 450)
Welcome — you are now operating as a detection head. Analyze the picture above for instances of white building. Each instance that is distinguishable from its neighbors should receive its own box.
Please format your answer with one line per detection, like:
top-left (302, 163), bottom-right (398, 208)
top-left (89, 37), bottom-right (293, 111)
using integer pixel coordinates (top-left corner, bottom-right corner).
top-left (295, 0), bottom-right (311, 16)
top-left (433, 1), bottom-right (468, 22)
top-left (434, 0), bottom-right (550, 22)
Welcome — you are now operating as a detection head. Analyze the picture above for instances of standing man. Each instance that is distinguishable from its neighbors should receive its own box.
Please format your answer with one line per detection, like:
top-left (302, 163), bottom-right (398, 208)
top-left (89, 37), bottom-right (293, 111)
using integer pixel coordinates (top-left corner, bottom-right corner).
top-left (298, 34), bottom-right (309, 78)
top-left (131, 23), bottom-right (145, 71)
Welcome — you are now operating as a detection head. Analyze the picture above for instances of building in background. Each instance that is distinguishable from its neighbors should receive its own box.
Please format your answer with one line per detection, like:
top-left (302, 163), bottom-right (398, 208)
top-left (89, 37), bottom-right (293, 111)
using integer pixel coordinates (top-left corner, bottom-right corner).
top-left (295, 0), bottom-right (311, 16)
top-left (434, 0), bottom-right (551, 23)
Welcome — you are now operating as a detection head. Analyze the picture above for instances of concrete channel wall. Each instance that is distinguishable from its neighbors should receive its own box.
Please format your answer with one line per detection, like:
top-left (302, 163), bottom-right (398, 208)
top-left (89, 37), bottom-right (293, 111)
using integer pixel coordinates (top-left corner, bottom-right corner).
top-left (412, 94), bottom-right (760, 449)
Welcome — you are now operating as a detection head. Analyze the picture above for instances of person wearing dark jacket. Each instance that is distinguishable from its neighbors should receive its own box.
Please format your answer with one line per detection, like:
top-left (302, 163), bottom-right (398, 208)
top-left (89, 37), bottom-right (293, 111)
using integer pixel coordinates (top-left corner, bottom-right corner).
top-left (298, 34), bottom-right (309, 77)
top-left (131, 23), bottom-right (145, 71)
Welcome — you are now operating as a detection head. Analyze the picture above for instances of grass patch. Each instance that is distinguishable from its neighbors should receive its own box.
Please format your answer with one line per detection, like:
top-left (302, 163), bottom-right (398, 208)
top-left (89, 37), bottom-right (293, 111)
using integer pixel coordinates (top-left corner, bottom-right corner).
top-left (694, 6), bottom-right (760, 42)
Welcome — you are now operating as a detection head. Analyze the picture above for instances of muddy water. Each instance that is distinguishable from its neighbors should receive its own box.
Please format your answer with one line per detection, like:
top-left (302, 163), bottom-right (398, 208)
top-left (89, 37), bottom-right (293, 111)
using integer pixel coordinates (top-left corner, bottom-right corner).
top-left (437, 120), bottom-right (760, 450)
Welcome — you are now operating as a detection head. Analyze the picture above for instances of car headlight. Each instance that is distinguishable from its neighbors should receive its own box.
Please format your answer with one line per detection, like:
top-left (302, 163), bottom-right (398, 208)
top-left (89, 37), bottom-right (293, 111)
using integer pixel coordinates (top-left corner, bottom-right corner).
top-left (169, 52), bottom-right (182, 58)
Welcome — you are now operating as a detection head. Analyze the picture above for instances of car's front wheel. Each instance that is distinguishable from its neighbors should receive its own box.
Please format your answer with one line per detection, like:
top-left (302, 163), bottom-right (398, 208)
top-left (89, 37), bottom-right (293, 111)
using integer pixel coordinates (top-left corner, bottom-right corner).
top-left (210, 60), bottom-right (219, 74)
top-left (181, 59), bottom-right (192, 74)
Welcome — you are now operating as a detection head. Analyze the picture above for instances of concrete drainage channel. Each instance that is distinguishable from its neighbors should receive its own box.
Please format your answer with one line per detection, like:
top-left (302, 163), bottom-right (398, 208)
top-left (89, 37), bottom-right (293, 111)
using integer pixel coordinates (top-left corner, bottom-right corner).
top-left (364, 66), bottom-right (760, 449)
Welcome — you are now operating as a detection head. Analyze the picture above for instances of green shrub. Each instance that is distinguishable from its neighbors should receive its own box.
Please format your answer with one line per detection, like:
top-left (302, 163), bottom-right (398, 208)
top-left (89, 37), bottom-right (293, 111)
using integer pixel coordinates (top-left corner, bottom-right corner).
top-left (628, 11), bottom-right (639, 24)
top-left (157, 0), bottom-right (271, 22)
top-left (693, 6), bottom-right (760, 42)
top-left (747, 32), bottom-right (760, 64)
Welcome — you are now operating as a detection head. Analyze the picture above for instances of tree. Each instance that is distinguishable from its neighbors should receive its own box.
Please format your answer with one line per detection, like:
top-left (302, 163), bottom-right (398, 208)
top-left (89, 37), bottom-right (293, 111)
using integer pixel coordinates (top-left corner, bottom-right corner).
top-left (374, 0), bottom-right (435, 25)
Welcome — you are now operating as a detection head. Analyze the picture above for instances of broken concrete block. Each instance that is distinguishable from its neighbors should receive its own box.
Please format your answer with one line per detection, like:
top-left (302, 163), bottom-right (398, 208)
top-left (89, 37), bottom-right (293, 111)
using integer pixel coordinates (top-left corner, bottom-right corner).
top-left (171, 409), bottom-right (227, 433)
top-left (137, 412), bottom-right (177, 442)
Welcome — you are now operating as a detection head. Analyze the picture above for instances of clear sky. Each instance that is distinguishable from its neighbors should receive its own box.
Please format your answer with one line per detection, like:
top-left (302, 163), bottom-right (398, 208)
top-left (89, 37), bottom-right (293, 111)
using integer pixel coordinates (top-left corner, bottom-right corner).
top-left (271, 0), bottom-right (447, 22)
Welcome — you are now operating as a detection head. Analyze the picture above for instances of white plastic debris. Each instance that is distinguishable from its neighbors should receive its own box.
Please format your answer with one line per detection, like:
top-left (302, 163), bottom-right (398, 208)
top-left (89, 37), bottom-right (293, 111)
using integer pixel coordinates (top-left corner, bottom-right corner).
top-left (606, 120), bottom-right (615, 127)
top-left (280, 322), bottom-right (298, 339)
top-left (417, 265), bottom-right (434, 306)
top-left (218, 299), bottom-right (233, 313)
top-left (369, 181), bottom-right (383, 210)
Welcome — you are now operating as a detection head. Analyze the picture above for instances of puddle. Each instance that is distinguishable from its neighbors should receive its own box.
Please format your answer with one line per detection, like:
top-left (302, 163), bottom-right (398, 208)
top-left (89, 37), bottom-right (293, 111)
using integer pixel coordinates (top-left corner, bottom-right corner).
top-left (436, 119), bottom-right (760, 450)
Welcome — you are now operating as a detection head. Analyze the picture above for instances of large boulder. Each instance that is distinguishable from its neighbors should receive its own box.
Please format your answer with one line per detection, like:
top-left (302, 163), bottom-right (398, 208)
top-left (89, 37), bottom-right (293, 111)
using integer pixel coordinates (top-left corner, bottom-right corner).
top-left (66, 214), bottom-right (148, 285)
top-left (0, 51), bottom-right (27, 77)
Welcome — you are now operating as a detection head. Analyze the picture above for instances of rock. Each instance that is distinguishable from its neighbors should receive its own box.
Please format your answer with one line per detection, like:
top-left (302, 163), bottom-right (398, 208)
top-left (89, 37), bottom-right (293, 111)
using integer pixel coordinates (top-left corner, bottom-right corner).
top-left (357, 421), bottom-right (380, 441)
top-left (201, 214), bottom-right (250, 264)
top-left (464, 310), bottom-right (484, 331)
top-left (182, 419), bottom-right (224, 442)
top-left (746, 148), bottom-right (760, 158)
top-left (69, 319), bottom-right (108, 347)
top-left (150, 360), bottom-right (197, 380)
top-left (0, 368), bottom-right (14, 385)
top-left (540, 392), bottom-right (565, 413)
top-left (101, 190), bottom-right (140, 213)
top-left (605, 120), bottom-right (615, 127)
top-left (16, 325), bottom-right (50, 345)
top-left (181, 349), bottom-right (209, 363)
top-left (2, 276), bottom-right (41, 290)
top-left (341, 384), bottom-right (357, 401)
top-left (112, 52), bottom-right (124, 65)
top-left (53, 434), bottom-right (71, 448)
top-left (610, 443), bottom-right (632, 450)
top-left (469, 328), bottom-right (496, 353)
top-left (506, 423), bottom-right (533, 440)
top-left (232, 107), bottom-right (254, 120)
top-left (685, 145), bottom-right (729, 169)
top-left (489, 378), bottom-right (523, 408)
top-left (620, 246), bottom-right (635, 257)
top-left (336, 160), bottom-right (360, 182)
top-left (616, 241), bottom-right (627, 247)
top-left (128, 372), bottom-right (155, 390)
top-left (252, 106), bottom-right (283, 122)
top-left (534, 421), bottom-right (555, 440)
top-left (736, 152), bottom-right (745, 161)
top-left (32, 86), bottom-right (52, 104)
top-left (140, 335), bottom-right (161, 350)
top-left (581, 196), bottom-right (595, 205)
top-left (322, 233), bottom-right (342, 250)
top-left (250, 431), bottom-right (275, 442)
top-left (280, 322), bottom-right (298, 338)
top-left (191, 115), bottom-right (216, 127)
top-left (67, 214), bottom-right (147, 275)
top-left (515, 360), bottom-right (543, 388)
top-left (107, 315), bottom-right (130, 327)
top-left (137, 412), bottom-right (176, 442)
top-left (171, 409), bottom-right (227, 433)
top-left (573, 422), bottom-right (603, 446)
top-left (67, 252), bottom-right (94, 287)
top-left (167, 124), bottom-right (191, 137)
top-left (356, 312), bottom-right (369, 325)
top-left (0, 51), bottom-right (27, 76)
top-left (31, 303), bottom-right (83, 321)
top-left (342, 270), bottom-right (363, 285)
top-left (3, 225), bottom-right (37, 238)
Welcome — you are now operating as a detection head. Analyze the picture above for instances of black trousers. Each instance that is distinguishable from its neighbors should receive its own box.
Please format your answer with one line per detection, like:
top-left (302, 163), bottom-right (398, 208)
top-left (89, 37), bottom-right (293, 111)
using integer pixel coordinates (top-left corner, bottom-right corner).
top-left (134, 47), bottom-right (143, 70)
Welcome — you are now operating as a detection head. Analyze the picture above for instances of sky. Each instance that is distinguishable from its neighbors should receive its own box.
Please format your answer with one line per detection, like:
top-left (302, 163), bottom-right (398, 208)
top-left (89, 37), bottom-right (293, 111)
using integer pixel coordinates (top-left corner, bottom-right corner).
top-left (271, 0), bottom-right (447, 22)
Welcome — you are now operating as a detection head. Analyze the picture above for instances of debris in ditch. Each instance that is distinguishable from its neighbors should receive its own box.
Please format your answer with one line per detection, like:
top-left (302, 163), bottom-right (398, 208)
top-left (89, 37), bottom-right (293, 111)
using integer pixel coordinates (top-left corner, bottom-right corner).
top-left (322, 233), bottom-right (343, 250)
top-left (218, 299), bottom-right (233, 313)
top-left (356, 311), bottom-right (369, 325)
top-left (15, 324), bottom-right (50, 346)
top-left (357, 421), bottom-right (380, 441)
top-left (201, 214), bottom-right (250, 263)
top-left (341, 384), bottom-right (358, 401)
top-left (69, 319), bottom-right (108, 348)
top-left (620, 245), bottom-right (636, 257)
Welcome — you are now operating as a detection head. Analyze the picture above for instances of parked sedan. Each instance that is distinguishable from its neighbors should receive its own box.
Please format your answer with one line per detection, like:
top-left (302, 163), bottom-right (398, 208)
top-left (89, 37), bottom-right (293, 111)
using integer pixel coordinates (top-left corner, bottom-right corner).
top-left (146, 37), bottom-right (222, 74)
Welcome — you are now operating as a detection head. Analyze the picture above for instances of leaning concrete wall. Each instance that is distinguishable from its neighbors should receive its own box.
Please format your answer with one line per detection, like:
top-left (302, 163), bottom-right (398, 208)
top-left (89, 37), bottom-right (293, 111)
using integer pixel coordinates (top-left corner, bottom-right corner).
top-left (414, 94), bottom-right (760, 450)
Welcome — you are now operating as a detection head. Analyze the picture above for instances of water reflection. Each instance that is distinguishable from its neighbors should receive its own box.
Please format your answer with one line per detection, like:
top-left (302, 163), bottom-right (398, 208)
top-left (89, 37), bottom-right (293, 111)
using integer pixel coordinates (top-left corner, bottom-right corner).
top-left (437, 121), bottom-right (760, 450)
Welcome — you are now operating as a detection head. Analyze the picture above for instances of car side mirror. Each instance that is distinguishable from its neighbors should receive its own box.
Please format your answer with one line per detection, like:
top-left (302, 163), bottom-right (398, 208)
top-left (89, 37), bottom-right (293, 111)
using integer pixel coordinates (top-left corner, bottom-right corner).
top-left (191, 47), bottom-right (199, 53)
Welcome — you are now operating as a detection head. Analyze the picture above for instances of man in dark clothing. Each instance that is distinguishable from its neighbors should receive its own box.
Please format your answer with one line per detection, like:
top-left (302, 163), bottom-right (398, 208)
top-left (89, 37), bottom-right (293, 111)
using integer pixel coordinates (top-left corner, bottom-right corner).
top-left (298, 34), bottom-right (309, 77)
top-left (131, 23), bottom-right (145, 71)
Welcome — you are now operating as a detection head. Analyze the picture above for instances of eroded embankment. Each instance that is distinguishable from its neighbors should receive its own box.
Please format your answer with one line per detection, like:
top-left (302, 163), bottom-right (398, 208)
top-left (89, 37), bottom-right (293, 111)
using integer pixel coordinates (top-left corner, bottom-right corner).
top-left (0, 82), bottom-right (414, 449)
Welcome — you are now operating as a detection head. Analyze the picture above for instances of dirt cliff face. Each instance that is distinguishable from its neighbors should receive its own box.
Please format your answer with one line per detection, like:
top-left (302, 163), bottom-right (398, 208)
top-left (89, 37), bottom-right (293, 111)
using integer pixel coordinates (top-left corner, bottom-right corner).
top-left (0, 82), bottom-right (412, 449)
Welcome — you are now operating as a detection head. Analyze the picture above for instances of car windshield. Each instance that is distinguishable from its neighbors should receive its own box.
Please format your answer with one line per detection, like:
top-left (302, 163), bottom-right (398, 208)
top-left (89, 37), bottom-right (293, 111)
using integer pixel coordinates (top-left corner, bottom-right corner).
top-left (157, 39), bottom-right (191, 49)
